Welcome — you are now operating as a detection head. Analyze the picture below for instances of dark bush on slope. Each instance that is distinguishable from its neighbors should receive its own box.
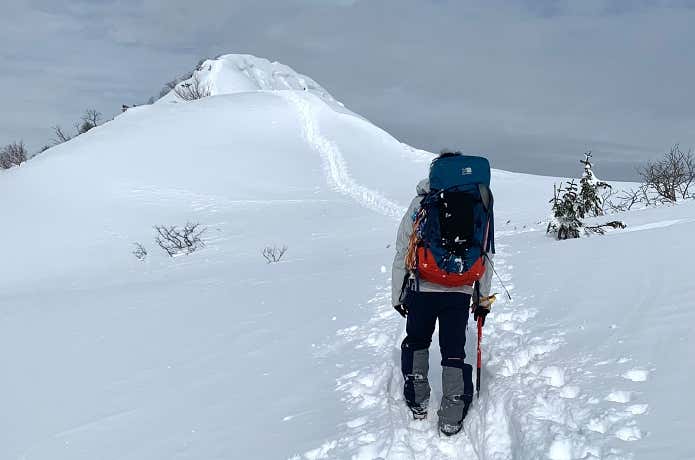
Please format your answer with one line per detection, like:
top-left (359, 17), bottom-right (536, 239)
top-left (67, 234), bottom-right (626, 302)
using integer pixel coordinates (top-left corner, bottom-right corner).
top-left (639, 144), bottom-right (695, 202)
top-left (0, 141), bottom-right (28, 169)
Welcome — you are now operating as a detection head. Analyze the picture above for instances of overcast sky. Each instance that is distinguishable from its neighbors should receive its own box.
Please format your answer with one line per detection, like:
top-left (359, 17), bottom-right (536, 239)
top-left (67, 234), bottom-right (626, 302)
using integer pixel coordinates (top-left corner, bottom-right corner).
top-left (3, 0), bottom-right (694, 179)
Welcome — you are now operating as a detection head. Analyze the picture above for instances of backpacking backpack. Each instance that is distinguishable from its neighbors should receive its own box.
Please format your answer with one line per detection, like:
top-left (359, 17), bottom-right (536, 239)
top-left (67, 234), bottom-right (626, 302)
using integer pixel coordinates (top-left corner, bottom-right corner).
top-left (407, 154), bottom-right (495, 287)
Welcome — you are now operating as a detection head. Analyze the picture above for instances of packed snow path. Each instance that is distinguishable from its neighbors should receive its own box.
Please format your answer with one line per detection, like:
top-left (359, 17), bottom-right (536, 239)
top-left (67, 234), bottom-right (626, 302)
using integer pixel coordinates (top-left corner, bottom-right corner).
top-left (282, 91), bottom-right (406, 220)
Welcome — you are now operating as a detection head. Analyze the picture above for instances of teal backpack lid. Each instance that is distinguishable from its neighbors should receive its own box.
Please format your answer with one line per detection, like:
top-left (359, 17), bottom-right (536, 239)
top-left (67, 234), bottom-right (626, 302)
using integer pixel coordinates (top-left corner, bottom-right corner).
top-left (429, 154), bottom-right (491, 190)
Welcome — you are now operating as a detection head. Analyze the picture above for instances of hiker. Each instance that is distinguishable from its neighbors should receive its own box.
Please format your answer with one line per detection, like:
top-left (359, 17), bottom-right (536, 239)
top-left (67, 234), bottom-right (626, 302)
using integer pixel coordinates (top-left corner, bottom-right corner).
top-left (391, 151), bottom-right (496, 436)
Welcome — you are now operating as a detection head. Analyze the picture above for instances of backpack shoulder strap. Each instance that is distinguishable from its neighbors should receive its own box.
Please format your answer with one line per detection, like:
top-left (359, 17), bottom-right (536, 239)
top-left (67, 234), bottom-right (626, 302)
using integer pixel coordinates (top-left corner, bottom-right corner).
top-left (478, 184), bottom-right (491, 211)
top-left (476, 184), bottom-right (495, 254)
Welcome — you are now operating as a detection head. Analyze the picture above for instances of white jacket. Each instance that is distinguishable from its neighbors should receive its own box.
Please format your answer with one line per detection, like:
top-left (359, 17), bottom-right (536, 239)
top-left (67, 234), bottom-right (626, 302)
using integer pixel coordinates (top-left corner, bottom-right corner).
top-left (391, 178), bottom-right (494, 306)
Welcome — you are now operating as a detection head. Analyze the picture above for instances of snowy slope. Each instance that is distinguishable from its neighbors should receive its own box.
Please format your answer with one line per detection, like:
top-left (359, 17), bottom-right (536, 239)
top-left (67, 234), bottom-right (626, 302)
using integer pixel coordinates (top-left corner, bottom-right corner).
top-left (2, 54), bottom-right (694, 460)
top-left (1, 54), bottom-right (430, 460)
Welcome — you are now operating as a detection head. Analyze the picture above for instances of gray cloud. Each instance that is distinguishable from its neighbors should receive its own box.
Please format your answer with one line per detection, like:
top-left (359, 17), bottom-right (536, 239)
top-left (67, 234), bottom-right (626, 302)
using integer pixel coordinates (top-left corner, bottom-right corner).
top-left (2, 0), bottom-right (694, 179)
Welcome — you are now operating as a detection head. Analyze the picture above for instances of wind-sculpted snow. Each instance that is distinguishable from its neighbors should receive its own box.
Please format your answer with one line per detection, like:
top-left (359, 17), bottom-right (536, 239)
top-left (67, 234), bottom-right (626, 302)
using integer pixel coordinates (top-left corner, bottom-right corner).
top-left (160, 54), bottom-right (337, 104)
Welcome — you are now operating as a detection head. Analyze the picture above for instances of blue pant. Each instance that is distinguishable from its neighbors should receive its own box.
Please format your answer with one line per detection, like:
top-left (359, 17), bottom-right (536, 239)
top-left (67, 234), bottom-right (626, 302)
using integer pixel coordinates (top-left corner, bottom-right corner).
top-left (401, 290), bottom-right (474, 423)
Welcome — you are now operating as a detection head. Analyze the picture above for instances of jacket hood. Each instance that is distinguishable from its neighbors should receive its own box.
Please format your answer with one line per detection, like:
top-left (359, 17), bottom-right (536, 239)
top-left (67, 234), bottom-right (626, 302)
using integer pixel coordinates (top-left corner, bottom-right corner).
top-left (416, 178), bottom-right (430, 196)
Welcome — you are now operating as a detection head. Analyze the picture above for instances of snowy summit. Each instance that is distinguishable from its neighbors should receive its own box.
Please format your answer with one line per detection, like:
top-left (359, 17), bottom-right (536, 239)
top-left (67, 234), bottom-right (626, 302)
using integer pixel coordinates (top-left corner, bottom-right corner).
top-left (159, 54), bottom-right (338, 104)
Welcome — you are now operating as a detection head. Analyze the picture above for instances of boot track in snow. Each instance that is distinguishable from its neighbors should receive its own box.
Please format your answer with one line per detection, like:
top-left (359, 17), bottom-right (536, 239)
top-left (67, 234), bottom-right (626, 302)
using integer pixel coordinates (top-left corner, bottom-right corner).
top-left (297, 240), bottom-right (646, 459)
top-left (281, 91), bottom-right (406, 221)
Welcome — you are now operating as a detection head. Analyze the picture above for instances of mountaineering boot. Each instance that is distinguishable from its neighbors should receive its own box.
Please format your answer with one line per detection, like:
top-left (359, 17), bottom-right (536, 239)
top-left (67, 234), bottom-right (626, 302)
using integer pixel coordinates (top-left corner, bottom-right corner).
top-left (438, 399), bottom-right (470, 436)
top-left (409, 404), bottom-right (428, 420)
top-left (438, 365), bottom-right (473, 436)
top-left (402, 344), bottom-right (431, 420)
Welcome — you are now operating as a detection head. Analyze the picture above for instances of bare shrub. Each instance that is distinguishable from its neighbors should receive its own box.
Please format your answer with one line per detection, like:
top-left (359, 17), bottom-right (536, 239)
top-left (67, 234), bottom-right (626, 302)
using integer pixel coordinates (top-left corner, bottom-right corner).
top-left (606, 188), bottom-right (636, 213)
top-left (52, 125), bottom-right (73, 145)
top-left (605, 183), bottom-right (668, 212)
top-left (154, 223), bottom-right (206, 257)
top-left (154, 58), bottom-right (211, 100)
top-left (639, 144), bottom-right (695, 202)
top-left (174, 73), bottom-right (211, 101)
top-left (262, 245), bottom-right (288, 264)
top-left (0, 141), bottom-right (28, 169)
top-left (600, 187), bottom-right (619, 213)
top-left (159, 74), bottom-right (191, 99)
top-left (84, 109), bottom-right (102, 127)
top-left (132, 242), bottom-right (148, 261)
top-left (76, 109), bottom-right (102, 134)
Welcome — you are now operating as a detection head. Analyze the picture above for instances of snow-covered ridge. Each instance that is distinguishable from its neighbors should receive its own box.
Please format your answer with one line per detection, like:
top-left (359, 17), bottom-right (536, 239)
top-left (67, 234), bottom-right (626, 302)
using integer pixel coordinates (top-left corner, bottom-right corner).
top-left (160, 54), bottom-right (338, 105)
top-left (4, 52), bottom-right (692, 460)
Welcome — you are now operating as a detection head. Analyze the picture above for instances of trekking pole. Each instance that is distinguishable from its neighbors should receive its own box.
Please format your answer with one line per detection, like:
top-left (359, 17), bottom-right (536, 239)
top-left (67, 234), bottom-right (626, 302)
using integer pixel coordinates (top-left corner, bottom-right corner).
top-left (476, 316), bottom-right (483, 398)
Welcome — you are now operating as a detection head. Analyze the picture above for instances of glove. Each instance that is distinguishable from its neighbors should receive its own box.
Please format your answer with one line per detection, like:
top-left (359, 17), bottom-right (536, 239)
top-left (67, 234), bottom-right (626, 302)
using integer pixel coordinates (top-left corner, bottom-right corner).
top-left (472, 294), bottom-right (496, 326)
top-left (393, 303), bottom-right (408, 318)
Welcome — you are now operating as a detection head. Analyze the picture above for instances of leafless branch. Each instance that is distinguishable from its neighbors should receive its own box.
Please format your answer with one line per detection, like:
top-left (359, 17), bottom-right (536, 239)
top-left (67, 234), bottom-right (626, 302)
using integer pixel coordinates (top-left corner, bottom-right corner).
top-left (585, 221), bottom-right (627, 235)
top-left (174, 73), bottom-right (211, 101)
top-left (154, 222), bottom-right (207, 257)
top-left (599, 187), bottom-right (617, 214)
top-left (83, 109), bottom-right (102, 127)
top-left (76, 109), bottom-right (102, 134)
top-left (679, 147), bottom-right (695, 199)
top-left (132, 242), bottom-right (148, 261)
top-left (52, 125), bottom-right (72, 145)
top-left (639, 144), bottom-right (695, 202)
top-left (262, 245), bottom-right (288, 264)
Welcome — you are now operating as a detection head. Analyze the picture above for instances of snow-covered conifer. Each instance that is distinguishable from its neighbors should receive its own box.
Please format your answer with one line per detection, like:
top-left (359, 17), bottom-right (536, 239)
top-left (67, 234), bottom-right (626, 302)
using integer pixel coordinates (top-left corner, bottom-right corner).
top-left (548, 180), bottom-right (582, 239)
top-left (578, 151), bottom-right (611, 217)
